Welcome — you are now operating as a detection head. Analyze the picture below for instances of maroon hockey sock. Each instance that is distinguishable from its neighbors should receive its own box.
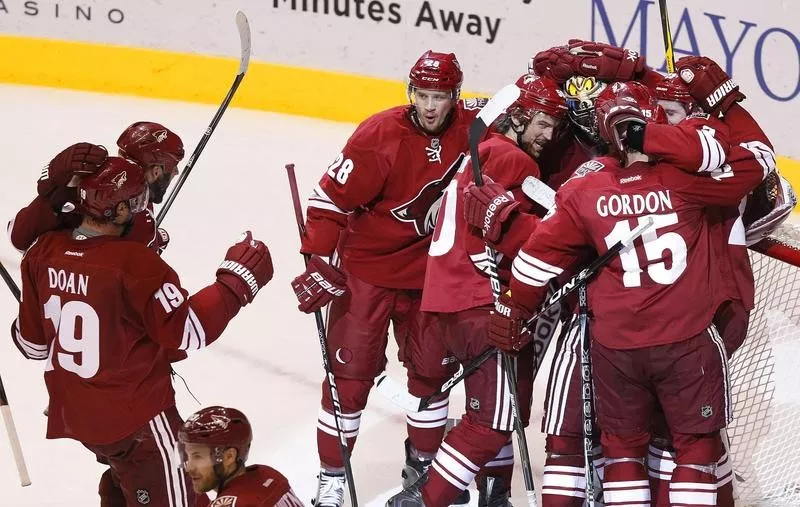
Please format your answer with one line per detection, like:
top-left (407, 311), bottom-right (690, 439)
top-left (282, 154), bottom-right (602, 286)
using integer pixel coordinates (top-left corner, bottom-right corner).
top-left (317, 378), bottom-right (371, 468)
top-left (670, 465), bottom-right (717, 506)
top-left (541, 454), bottom-right (586, 507)
top-left (406, 396), bottom-right (449, 456)
top-left (603, 458), bottom-right (650, 505)
top-left (422, 416), bottom-right (510, 507)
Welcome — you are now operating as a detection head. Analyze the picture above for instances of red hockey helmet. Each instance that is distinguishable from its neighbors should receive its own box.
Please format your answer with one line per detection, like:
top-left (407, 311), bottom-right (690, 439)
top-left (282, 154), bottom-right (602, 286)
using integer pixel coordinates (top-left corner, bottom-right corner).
top-left (116, 122), bottom-right (185, 175)
top-left (651, 73), bottom-right (693, 105)
top-left (178, 406), bottom-right (252, 464)
top-left (408, 50), bottom-right (463, 96)
top-left (595, 81), bottom-right (667, 153)
top-left (78, 157), bottom-right (149, 220)
top-left (510, 74), bottom-right (569, 122)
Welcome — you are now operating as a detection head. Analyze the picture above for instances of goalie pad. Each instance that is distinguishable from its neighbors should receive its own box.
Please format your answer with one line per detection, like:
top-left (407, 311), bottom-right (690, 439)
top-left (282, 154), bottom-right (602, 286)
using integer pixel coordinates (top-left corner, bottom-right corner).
top-left (744, 170), bottom-right (797, 247)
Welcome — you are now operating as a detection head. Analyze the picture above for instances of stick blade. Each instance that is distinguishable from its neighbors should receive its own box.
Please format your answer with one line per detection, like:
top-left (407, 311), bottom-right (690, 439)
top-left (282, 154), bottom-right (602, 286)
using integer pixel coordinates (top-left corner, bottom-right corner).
top-left (521, 175), bottom-right (556, 209)
top-left (477, 84), bottom-right (521, 125)
top-left (235, 10), bottom-right (252, 75)
top-left (374, 374), bottom-right (423, 412)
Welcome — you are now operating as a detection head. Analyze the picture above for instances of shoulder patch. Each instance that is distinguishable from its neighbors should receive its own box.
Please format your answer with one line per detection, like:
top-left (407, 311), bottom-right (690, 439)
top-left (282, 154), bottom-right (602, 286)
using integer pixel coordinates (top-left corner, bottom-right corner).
top-left (573, 159), bottom-right (605, 178)
top-left (210, 496), bottom-right (237, 506)
top-left (462, 97), bottom-right (488, 111)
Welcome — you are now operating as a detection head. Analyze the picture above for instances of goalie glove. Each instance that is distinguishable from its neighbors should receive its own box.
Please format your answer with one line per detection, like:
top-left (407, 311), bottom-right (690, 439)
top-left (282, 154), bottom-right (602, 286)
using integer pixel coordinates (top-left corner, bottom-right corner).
top-left (567, 39), bottom-right (645, 82)
top-left (488, 292), bottom-right (533, 353)
top-left (291, 255), bottom-right (348, 314)
top-left (744, 171), bottom-right (797, 246)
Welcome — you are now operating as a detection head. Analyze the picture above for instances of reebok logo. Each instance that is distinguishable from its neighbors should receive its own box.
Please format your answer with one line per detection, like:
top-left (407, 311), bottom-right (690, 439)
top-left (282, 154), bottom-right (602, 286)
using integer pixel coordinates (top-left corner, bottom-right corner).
top-left (706, 79), bottom-right (737, 108)
top-left (619, 175), bottom-right (642, 184)
top-left (64, 250), bottom-right (84, 257)
top-left (484, 194), bottom-right (510, 233)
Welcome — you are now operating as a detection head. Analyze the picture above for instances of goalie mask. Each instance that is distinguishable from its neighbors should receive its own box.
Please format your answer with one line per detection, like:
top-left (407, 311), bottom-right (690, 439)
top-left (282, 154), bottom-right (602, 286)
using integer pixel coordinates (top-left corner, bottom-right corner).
top-left (563, 76), bottom-right (607, 145)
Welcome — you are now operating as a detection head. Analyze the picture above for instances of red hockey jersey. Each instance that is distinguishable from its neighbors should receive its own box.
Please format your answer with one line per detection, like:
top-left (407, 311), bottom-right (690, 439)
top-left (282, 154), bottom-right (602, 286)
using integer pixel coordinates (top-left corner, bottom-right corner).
top-left (422, 134), bottom-right (543, 313)
top-left (510, 156), bottom-right (753, 350)
top-left (301, 100), bottom-right (484, 289)
top-left (643, 104), bottom-right (772, 309)
top-left (195, 465), bottom-right (302, 507)
top-left (12, 231), bottom-right (241, 444)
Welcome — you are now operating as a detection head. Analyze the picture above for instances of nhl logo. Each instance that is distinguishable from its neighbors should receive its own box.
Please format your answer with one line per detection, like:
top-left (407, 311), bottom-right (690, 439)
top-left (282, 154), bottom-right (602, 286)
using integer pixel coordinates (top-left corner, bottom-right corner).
top-left (469, 398), bottom-right (480, 410)
top-left (136, 489), bottom-right (151, 505)
top-left (680, 68), bottom-right (695, 84)
top-left (701, 405), bottom-right (713, 418)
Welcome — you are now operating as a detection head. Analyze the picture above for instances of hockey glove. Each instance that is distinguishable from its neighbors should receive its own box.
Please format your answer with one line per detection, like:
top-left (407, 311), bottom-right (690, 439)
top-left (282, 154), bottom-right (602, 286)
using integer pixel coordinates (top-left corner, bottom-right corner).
top-left (463, 179), bottom-right (520, 242)
top-left (152, 228), bottom-right (171, 255)
top-left (216, 231), bottom-right (274, 306)
top-left (530, 45), bottom-right (576, 83)
top-left (568, 39), bottom-right (645, 82)
top-left (291, 255), bottom-right (348, 314)
top-left (488, 292), bottom-right (533, 353)
top-left (37, 142), bottom-right (108, 211)
top-left (676, 56), bottom-right (745, 116)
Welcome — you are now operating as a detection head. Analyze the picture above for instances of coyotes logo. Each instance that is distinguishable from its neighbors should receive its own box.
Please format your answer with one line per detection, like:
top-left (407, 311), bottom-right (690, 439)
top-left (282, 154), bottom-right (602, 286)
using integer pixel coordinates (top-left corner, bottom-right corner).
top-left (111, 171), bottom-right (128, 190)
top-left (391, 153), bottom-right (465, 236)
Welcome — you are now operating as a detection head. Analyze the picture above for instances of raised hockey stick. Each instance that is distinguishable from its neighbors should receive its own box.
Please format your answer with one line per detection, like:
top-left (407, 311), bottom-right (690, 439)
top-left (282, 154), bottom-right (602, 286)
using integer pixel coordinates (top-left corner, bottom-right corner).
top-left (156, 10), bottom-right (252, 227)
top-left (469, 83), bottom-right (538, 507)
top-left (285, 163), bottom-right (358, 507)
top-left (658, 0), bottom-right (676, 73)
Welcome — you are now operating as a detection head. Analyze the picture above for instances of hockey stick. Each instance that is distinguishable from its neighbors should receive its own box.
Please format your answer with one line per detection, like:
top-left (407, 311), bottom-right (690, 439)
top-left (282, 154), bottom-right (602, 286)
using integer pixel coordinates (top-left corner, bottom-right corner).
top-left (0, 261), bottom-right (20, 303)
top-left (578, 283), bottom-right (597, 506)
top-left (469, 83), bottom-right (538, 507)
top-left (285, 163), bottom-right (358, 507)
top-left (658, 0), bottom-right (676, 73)
top-left (521, 175), bottom-right (555, 210)
top-left (0, 377), bottom-right (30, 486)
top-left (156, 10), bottom-right (252, 227)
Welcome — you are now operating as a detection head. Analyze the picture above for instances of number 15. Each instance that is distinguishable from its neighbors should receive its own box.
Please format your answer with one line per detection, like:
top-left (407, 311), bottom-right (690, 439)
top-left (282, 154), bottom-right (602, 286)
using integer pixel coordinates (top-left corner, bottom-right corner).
top-left (604, 213), bottom-right (688, 288)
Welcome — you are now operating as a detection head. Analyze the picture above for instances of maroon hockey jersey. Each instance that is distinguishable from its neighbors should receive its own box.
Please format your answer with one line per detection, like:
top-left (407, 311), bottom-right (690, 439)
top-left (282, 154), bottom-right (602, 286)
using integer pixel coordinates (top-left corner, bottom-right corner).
top-left (422, 134), bottom-right (544, 313)
top-left (301, 100), bottom-right (484, 289)
top-left (510, 156), bottom-right (753, 350)
top-left (195, 465), bottom-right (302, 507)
top-left (12, 231), bottom-right (241, 444)
top-left (643, 104), bottom-right (772, 310)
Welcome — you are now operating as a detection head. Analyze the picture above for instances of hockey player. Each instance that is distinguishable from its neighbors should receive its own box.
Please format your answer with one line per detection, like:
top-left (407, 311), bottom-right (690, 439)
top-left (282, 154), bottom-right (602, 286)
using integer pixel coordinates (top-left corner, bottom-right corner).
top-left (11, 157), bottom-right (273, 507)
top-left (489, 82), bottom-right (757, 507)
top-left (179, 406), bottom-right (303, 507)
top-left (8, 121), bottom-right (184, 254)
top-left (290, 50), bottom-right (484, 506)
top-left (630, 59), bottom-right (790, 507)
top-left (384, 74), bottom-right (567, 507)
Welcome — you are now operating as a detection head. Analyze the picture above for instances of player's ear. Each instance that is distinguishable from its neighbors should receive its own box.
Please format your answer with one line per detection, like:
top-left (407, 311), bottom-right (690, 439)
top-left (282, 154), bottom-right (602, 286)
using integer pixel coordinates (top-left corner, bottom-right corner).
top-left (113, 201), bottom-right (131, 224)
top-left (223, 447), bottom-right (239, 468)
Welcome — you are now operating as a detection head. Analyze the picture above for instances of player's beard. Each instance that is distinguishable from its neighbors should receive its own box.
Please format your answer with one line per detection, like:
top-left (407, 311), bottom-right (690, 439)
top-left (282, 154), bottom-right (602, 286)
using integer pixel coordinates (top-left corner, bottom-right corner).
top-left (148, 173), bottom-right (171, 204)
